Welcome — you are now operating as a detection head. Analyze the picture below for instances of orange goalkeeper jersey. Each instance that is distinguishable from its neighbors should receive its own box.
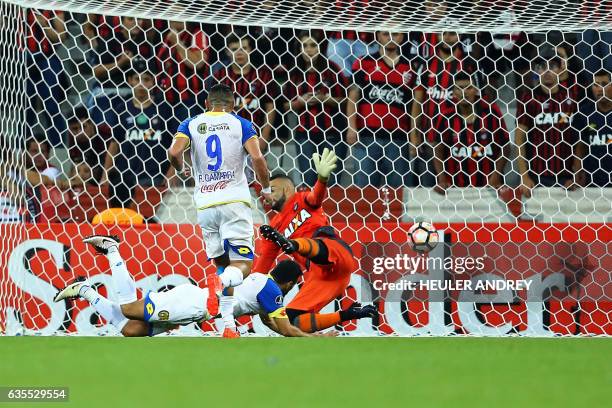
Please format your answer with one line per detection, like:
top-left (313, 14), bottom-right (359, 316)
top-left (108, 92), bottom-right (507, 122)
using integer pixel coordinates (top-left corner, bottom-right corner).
top-left (253, 180), bottom-right (330, 273)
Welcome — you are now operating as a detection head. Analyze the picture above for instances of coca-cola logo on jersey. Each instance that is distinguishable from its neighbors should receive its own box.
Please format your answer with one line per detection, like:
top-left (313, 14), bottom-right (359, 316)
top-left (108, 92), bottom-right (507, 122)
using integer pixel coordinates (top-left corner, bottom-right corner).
top-left (200, 180), bottom-right (230, 193)
top-left (427, 86), bottom-right (452, 101)
top-left (367, 85), bottom-right (405, 104)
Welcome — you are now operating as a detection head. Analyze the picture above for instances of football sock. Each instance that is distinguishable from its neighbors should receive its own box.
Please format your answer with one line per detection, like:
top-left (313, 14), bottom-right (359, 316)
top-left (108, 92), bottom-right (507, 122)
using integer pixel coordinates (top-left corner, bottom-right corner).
top-left (293, 312), bottom-right (341, 333)
top-left (219, 296), bottom-right (236, 332)
top-left (219, 265), bottom-right (243, 288)
top-left (79, 285), bottom-right (128, 331)
top-left (292, 238), bottom-right (330, 264)
top-left (106, 246), bottom-right (137, 305)
top-left (292, 238), bottom-right (321, 259)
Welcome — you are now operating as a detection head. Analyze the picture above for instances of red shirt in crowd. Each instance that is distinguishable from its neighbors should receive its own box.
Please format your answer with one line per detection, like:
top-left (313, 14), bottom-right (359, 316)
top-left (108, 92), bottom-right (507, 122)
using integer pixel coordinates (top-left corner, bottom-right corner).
top-left (419, 52), bottom-right (474, 134)
top-left (432, 100), bottom-right (509, 187)
top-left (157, 30), bottom-right (209, 104)
top-left (284, 64), bottom-right (347, 134)
top-left (516, 86), bottom-right (578, 178)
top-left (26, 9), bottom-right (64, 56)
top-left (352, 52), bottom-right (421, 131)
top-left (326, 0), bottom-right (374, 42)
top-left (213, 65), bottom-right (280, 128)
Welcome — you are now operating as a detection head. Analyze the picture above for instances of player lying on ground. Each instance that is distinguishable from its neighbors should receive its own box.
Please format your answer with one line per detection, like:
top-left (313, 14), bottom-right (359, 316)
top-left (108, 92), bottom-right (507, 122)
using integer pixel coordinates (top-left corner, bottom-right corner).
top-left (54, 235), bottom-right (334, 337)
top-left (255, 148), bottom-right (377, 332)
top-left (167, 84), bottom-right (272, 337)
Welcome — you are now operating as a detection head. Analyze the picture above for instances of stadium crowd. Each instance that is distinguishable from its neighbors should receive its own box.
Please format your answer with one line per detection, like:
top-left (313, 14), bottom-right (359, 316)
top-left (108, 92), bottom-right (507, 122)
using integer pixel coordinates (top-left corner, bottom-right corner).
top-left (1, 3), bottom-right (610, 223)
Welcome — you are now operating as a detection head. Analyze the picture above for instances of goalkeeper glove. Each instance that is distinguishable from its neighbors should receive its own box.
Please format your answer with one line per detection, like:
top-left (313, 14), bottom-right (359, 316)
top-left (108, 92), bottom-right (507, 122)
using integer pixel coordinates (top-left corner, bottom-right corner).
top-left (312, 148), bottom-right (338, 181)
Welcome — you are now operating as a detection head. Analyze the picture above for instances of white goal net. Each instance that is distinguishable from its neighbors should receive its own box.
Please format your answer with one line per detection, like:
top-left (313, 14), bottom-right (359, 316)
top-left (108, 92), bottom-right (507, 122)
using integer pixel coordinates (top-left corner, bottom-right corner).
top-left (1, 0), bottom-right (610, 336)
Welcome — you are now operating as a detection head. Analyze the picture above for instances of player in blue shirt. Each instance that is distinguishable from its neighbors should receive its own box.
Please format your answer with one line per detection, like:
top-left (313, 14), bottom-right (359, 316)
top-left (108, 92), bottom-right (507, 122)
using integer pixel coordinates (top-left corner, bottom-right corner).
top-left (54, 235), bottom-right (335, 337)
top-left (168, 84), bottom-right (272, 337)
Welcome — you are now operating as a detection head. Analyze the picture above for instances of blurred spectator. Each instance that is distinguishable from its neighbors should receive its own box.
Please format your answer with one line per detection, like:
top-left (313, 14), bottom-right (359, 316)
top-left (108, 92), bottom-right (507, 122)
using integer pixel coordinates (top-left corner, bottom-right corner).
top-left (157, 20), bottom-right (209, 109)
top-left (431, 72), bottom-right (509, 192)
top-left (85, 15), bottom-right (160, 104)
top-left (0, 143), bottom-right (22, 223)
top-left (69, 161), bottom-right (96, 188)
top-left (575, 30), bottom-right (612, 76)
top-left (25, 136), bottom-right (83, 203)
top-left (408, 2), bottom-right (475, 62)
top-left (244, 25), bottom-right (295, 73)
top-left (26, 136), bottom-right (61, 180)
top-left (284, 31), bottom-right (348, 186)
top-left (85, 15), bottom-right (134, 95)
top-left (213, 34), bottom-right (280, 150)
top-left (347, 31), bottom-right (424, 187)
top-left (419, 32), bottom-right (477, 133)
top-left (101, 58), bottom-right (179, 206)
top-left (325, 2), bottom-right (377, 76)
top-left (516, 55), bottom-right (582, 196)
top-left (26, 9), bottom-right (67, 147)
top-left (418, 32), bottom-right (478, 186)
top-left (573, 70), bottom-right (612, 187)
top-left (67, 106), bottom-right (108, 182)
top-left (555, 42), bottom-right (584, 101)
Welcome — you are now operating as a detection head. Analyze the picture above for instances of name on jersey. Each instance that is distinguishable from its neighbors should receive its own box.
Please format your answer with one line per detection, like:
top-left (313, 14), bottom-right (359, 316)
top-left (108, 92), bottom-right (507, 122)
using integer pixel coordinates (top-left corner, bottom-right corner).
top-left (198, 170), bottom-right (235, 183)
top-left (534, 112), bottom-right (573, 126)
top-left (367, 85), bottom-right (405, 104)
top-left (451, 144), bottom-right (494, 159)
top-left (427, 86), bottom-right (452, 101)
top-left (125, 129), bottom-right (161, 141)
top-left (283, 209), bottom-right (312, 238)
top-left (589, 132), bottom-right (612, 146)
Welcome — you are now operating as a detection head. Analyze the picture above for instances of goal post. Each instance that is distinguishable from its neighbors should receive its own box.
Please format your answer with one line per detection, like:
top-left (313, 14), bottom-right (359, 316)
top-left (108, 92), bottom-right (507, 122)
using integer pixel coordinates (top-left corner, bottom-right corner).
top-left (0, 0), bottom-right (610, 336)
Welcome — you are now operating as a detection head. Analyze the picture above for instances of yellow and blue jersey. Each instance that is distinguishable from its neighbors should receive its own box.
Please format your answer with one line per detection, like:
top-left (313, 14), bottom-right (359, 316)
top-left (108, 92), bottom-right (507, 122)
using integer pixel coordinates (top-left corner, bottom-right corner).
top-left (175, 111), bottom-right (257, 210)
top-left (233, 273), bottom-right (286, 318)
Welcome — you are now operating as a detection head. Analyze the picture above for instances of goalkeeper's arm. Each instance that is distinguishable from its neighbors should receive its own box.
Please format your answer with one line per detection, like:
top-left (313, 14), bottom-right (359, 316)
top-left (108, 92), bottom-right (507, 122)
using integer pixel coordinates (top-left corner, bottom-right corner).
top-left (305, 148), bottom-right (337, 208)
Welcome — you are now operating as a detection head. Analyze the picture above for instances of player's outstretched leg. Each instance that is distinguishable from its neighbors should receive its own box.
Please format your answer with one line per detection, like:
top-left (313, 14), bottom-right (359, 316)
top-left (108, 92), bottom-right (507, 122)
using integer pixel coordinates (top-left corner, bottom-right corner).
top-left (210, 255), bottom-right (251, 338)
top-left (83, 235), bottom-right (137, 307)
top-left (259, 225), bottom-right (298, 254)
top-left (287, 303), bottom-right (377, 333)
top-left (54, 277), bottom-right (130, 333)
top-left (54, 278), bottom-right (175, 337)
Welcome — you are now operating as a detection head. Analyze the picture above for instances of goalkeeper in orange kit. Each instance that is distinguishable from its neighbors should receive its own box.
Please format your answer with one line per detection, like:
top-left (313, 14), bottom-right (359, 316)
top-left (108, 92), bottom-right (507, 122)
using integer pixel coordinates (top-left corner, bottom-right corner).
top-left (257, 149), bottom-right (376, 333)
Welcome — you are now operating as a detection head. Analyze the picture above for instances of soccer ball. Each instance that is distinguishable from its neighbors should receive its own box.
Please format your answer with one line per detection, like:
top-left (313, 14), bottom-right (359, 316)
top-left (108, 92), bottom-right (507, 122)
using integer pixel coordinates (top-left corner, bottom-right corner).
top-left (408, 222), bottom-right (439, 253)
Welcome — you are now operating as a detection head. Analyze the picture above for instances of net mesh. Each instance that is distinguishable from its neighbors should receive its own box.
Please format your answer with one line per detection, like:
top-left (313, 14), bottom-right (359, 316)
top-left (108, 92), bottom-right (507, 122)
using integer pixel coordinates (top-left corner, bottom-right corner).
top-left (4, 0), bottom-right (612, 32)
top-left (0, 0), bottom-right (611, 336)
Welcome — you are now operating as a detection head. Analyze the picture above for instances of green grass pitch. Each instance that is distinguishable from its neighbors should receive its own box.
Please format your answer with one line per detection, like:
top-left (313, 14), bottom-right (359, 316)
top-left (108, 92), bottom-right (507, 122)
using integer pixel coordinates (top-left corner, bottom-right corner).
top-left (1, 337), bottom-right (610, 407)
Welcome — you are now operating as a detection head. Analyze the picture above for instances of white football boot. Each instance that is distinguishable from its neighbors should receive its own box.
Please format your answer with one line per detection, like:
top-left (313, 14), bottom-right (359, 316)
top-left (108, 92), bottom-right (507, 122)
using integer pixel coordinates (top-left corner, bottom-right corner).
top-left (83, 235), bottom-right (120, 255)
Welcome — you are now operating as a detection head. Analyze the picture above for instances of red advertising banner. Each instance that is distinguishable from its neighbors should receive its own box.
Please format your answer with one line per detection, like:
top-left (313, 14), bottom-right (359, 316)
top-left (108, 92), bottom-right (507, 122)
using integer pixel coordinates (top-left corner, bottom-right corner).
top-left (0, 222), bottom-right (610, 336)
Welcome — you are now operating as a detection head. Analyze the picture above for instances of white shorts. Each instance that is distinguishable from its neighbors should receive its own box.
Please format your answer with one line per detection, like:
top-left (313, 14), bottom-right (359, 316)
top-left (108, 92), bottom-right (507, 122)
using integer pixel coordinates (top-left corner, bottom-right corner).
top-left (144, 284), bottom-right (211, 325)
top-left (197, 202), bottom-right (254, 261)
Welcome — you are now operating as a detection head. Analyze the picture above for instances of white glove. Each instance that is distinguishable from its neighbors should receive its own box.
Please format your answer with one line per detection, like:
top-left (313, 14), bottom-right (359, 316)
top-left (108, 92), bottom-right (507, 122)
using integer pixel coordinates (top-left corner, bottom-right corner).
top-left (312, 148), bottom-right (338, 181)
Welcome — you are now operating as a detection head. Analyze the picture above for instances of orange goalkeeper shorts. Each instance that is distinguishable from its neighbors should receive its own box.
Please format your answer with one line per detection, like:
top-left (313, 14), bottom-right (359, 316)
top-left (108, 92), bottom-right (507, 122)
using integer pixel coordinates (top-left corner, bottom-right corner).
top-left (287, 238), bottom-right (357, 313)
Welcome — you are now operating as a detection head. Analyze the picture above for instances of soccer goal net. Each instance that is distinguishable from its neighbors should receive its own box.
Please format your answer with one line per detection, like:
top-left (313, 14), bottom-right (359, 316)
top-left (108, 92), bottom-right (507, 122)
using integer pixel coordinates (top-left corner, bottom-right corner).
top-left (0, 0), bottom-right (610, 336)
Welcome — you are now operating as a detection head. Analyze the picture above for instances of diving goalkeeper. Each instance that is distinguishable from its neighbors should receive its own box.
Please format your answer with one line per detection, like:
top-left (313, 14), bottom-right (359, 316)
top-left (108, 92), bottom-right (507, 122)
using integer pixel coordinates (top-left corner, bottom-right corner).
top-left (255, 149), bottom-right (376, 332)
